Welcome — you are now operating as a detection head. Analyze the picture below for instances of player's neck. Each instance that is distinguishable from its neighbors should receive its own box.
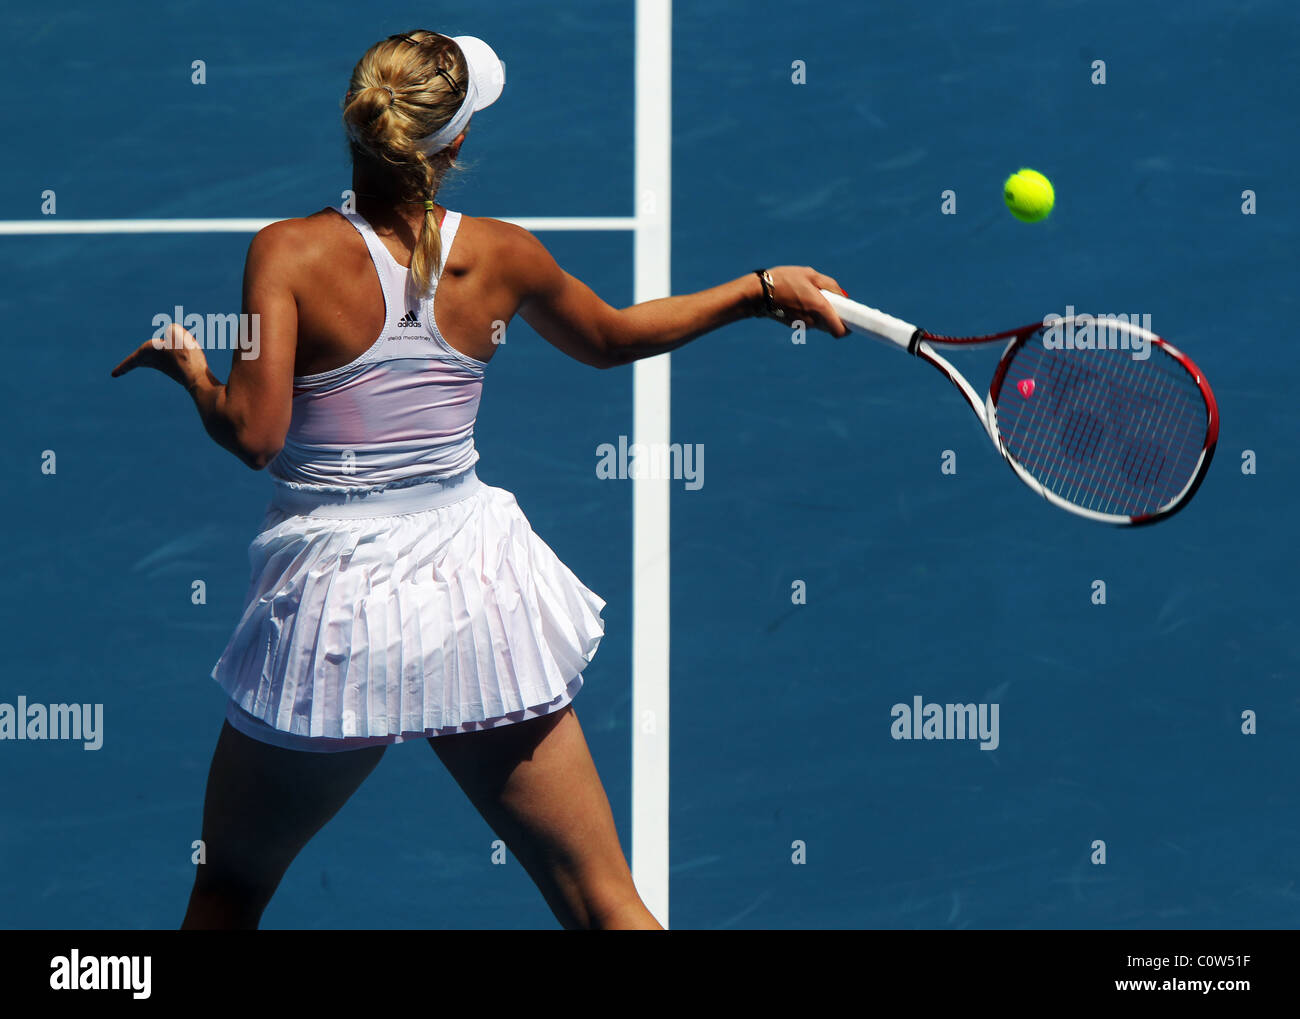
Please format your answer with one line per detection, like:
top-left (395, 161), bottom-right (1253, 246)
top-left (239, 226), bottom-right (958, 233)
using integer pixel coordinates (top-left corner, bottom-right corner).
top-left (350, 168), bottom-right (445, 233)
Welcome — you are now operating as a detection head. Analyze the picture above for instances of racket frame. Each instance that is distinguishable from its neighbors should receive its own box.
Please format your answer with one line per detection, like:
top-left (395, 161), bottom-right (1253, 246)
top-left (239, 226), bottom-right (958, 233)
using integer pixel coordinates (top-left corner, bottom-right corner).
top-left (819, 290), bottom-right (1219, 525)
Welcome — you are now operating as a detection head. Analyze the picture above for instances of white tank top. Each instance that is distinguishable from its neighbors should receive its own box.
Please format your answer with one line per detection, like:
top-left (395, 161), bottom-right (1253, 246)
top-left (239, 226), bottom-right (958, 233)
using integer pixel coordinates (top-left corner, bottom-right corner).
top-left (267, 207), bottom-right (486, 492)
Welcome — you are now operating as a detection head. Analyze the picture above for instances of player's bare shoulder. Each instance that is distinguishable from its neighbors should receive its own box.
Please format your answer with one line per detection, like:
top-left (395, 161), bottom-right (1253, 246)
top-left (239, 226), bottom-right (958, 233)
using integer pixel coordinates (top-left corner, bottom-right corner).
top-left (246, 209), bottom-right (352, 278)
top-left (462, 215), bottom-right (554, 292)
top-left (463, 214), bottom-right (539, 254)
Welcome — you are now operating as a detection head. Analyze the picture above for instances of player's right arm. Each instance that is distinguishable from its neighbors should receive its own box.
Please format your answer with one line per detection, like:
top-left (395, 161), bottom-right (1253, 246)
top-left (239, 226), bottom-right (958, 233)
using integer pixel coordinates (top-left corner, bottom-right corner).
top-left (492, 220), bottom-right (848, 368)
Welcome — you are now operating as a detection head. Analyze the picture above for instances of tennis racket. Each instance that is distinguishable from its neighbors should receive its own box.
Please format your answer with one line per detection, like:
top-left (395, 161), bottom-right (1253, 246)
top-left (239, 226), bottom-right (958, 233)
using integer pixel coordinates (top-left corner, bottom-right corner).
top-left (819, 290), bottom-right (1219, 526)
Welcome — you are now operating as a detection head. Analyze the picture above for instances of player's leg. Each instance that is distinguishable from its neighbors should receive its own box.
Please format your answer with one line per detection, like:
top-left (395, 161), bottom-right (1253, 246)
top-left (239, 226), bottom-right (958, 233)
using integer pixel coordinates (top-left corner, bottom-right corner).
top-left (182, 721), bottom-right (387, 929)
top-left (430, 704), bottom-right (661, 930)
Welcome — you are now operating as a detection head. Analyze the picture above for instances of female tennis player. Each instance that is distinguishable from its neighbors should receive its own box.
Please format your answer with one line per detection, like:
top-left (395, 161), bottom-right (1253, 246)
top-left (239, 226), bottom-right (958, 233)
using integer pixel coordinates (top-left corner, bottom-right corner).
top-left (112, 30), bottom-right (847, 930)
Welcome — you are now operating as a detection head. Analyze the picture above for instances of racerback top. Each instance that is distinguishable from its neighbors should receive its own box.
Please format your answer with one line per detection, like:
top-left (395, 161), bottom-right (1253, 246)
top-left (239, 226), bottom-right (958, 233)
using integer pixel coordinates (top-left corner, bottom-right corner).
top-left (267, 207), bottom-right (486, 492)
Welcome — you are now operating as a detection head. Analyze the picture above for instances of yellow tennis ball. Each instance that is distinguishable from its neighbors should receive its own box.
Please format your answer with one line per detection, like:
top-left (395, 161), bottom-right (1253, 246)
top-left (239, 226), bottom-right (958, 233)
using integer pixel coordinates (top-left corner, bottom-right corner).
top-left (1003, 168), bottom-right (1055, 222)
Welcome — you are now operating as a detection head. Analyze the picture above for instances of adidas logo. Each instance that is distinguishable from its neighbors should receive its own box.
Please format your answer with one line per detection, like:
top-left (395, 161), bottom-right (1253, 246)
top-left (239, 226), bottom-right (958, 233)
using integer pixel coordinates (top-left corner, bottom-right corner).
top-left (397, 308), bottom-right (420, 328)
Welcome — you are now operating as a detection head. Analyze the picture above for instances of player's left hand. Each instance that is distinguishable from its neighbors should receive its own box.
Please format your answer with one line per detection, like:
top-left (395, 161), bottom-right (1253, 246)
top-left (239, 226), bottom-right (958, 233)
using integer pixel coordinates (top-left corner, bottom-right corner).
top-left (112, 322), bottom-right (210, 388)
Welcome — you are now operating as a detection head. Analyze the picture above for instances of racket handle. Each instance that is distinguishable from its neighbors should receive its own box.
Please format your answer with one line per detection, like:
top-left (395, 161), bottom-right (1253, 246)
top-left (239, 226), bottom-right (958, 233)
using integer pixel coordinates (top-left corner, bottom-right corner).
top-left (819, 289), bottom-right (918, 350)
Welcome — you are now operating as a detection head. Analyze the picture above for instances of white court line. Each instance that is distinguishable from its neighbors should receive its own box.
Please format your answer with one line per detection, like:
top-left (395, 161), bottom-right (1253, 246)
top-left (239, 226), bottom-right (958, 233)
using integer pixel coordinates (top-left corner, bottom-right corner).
top-left (633, 0), bottom-right (671, 930)
top-left (0, 216), bottom-right (640, 235)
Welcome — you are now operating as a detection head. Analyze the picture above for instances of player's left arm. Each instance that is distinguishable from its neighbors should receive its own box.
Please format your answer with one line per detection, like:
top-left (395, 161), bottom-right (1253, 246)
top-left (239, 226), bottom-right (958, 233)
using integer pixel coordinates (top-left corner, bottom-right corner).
top-left (195, 222), bottom-right (299, 469)
top-left (112, 220), bottom-right (299, 469)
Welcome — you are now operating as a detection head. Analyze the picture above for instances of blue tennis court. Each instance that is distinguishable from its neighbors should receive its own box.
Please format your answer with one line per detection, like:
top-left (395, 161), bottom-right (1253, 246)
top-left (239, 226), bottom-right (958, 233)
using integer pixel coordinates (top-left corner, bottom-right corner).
top-left (1, 0), bottom-right (1296, 929)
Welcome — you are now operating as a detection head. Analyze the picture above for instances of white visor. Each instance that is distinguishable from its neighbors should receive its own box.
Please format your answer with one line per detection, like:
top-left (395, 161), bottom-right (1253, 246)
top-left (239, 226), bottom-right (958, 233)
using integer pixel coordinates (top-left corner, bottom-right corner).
top-left (417, 35), bottom-right (505, 155)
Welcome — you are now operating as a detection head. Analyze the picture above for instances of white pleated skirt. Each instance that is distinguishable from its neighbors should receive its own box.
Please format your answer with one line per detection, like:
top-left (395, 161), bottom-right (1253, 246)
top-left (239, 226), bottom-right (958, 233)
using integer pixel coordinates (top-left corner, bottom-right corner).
top-left (210, 468), bottom-right (605, 753)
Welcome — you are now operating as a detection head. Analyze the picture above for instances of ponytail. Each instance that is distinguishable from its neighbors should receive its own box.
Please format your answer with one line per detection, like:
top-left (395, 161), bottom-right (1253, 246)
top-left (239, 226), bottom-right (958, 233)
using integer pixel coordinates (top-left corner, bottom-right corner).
top-left (407, 156), bottom-right (444, 299)
top-left (342, 31), bottom-right (469, 299)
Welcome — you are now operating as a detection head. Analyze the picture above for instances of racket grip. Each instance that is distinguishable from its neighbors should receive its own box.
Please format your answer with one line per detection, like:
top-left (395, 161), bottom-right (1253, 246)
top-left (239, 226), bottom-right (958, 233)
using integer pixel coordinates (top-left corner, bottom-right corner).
top-left (819, 289), bottom-right (918, 350)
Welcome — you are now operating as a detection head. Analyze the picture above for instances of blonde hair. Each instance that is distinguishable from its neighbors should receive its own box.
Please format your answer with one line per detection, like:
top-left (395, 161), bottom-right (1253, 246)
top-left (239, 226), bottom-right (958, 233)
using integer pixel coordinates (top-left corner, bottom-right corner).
top-left (342, 31), bottom-right (469, 298)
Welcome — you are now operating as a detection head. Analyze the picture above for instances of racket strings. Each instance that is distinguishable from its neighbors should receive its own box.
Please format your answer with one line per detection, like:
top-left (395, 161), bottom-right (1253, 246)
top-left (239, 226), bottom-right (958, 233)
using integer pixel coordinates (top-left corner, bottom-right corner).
top-left (994, 333), bottom-right (1209, 517)
top-left (1008, 351), bottom-right (1202, 512)
top-left (1014, 369), bottom-right (1197, 512)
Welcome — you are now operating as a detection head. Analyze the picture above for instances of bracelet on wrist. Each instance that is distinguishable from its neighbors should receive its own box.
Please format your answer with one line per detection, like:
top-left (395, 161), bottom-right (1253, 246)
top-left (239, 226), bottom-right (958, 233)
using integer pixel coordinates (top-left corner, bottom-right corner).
top-left (751, 268), bottom-right (786, 321)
